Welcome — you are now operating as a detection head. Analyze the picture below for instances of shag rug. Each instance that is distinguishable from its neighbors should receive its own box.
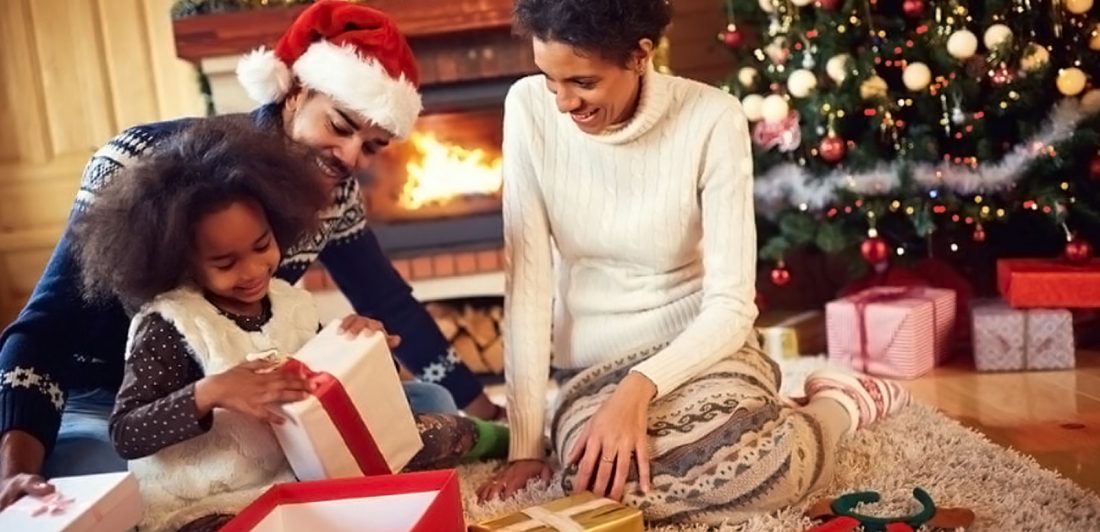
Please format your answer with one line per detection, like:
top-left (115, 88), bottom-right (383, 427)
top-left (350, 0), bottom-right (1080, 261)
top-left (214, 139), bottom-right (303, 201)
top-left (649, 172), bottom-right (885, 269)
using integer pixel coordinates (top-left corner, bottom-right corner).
top-left (460, 357), bottom-right (1100, 531)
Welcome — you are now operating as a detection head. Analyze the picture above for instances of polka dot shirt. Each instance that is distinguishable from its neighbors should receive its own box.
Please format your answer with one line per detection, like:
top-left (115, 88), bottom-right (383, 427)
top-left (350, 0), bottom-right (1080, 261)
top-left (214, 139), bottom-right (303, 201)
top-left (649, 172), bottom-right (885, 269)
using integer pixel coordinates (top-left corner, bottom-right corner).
top-left (110, 301), bottom-right (273, 459)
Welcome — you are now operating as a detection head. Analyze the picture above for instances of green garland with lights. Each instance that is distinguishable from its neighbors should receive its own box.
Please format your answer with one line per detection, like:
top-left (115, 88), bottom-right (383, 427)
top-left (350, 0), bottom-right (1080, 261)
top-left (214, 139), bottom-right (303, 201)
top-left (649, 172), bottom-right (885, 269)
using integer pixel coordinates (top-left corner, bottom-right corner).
top-left (718, 0), bottom-right (1100, 279)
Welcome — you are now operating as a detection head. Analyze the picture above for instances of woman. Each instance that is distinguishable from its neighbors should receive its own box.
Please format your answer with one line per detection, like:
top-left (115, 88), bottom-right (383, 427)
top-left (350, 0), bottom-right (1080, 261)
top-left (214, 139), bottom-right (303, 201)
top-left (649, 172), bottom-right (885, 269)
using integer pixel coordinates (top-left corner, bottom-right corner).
top-left (476, 0), bottom-right (910, 525)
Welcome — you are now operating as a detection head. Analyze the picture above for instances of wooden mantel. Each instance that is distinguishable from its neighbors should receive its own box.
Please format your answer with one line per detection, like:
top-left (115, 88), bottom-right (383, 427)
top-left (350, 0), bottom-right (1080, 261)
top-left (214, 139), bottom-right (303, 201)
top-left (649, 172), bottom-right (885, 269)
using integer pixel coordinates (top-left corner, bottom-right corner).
top-left (173, 0), bottom-right (516, 63)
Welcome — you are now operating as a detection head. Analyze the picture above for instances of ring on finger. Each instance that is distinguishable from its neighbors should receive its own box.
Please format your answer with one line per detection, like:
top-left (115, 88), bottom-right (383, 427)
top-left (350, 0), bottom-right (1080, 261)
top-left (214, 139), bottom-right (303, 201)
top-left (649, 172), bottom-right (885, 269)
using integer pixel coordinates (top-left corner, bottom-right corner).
top-left (600, 455), bottom-right (615, 463)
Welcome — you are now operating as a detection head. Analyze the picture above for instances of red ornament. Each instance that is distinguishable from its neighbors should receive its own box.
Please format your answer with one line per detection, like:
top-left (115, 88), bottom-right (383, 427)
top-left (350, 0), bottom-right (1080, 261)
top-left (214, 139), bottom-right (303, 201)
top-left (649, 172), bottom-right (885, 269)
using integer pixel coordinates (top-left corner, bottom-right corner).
top-left (902, 0), bottom-right (925, 18)
top-left (1089, 155), bottom-right (1100, 181)
top-left (771, 263), bottom-right (792, 286)
top-left (972, 225), bottom-right (987, 243)
top-left (719, 27), bottom-right (744, 50)
top-left (816, 0), bottom-right (842, 10)
top-left (1065, 237), bottom-right (1094, 264)
top-left (860, 236), bottom-right (890, 266)
top-left (819, 135), bottom-right (847, 164)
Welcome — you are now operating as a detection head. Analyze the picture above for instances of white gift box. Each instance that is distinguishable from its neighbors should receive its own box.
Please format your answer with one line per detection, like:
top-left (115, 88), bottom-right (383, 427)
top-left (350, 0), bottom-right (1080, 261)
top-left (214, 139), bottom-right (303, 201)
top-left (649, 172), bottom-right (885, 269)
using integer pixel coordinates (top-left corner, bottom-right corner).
top-left (0, 472), bottom-right (141, 532)
top-left (272, 319), bottom-right (424, 481)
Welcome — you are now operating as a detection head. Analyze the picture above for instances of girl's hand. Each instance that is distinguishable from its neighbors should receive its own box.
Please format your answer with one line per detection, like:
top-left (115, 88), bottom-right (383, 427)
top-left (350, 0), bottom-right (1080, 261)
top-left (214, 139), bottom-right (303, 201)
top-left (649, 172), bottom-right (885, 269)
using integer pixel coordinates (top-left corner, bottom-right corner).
top-left (566, 372), bottom-right (656, 501)
top-left (339, 315), bottom-right (401, 348)
top-left (194, 360), bottom-right (310, 424)
top-left (476, 459), bottom-right (553, 502)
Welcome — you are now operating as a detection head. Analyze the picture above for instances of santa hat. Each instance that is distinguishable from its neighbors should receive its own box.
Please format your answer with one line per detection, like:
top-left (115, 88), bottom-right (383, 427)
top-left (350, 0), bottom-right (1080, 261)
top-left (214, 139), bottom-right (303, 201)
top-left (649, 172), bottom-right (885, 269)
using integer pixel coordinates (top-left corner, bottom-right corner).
top-left (236, 0), bottom-right (422, 138)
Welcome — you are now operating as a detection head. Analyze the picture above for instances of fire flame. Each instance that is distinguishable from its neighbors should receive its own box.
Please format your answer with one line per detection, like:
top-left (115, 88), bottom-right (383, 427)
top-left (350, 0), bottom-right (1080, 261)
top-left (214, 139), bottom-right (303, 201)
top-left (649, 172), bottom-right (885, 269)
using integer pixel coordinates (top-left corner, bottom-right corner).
top-left (400, 132), bottom-right (503, 209)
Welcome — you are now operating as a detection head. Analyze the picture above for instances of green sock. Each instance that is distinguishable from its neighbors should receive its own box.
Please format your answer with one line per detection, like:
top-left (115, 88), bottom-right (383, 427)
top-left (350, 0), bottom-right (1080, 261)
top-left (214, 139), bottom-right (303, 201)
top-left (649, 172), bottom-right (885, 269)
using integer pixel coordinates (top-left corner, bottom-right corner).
top-left (463, 418), bottom-right (510, 460)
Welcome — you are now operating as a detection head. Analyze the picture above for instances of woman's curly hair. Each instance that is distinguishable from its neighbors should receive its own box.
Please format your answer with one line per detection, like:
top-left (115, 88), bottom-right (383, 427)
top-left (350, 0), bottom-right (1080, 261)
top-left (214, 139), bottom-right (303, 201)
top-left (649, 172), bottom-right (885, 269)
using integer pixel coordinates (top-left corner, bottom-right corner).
top-left (513, 0), bottom-right (672, 66)
top-left (73, 117), bottom-right (330, 309)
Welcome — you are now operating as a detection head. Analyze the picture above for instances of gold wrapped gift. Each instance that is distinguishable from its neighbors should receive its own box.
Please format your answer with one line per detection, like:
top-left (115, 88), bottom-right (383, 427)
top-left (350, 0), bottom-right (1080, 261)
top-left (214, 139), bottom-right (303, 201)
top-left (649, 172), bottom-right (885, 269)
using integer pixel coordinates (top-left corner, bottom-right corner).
top-left (754, 310), bottom-right (826, 360)
top-left (469, 492), bottom-right (644, 532)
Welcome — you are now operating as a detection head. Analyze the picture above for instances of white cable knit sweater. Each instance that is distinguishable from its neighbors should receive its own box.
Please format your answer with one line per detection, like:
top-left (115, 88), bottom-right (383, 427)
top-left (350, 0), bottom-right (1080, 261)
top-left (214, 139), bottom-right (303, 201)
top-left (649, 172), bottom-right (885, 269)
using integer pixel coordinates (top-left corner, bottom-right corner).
top-left (502, 69), bottom-right (760, 460)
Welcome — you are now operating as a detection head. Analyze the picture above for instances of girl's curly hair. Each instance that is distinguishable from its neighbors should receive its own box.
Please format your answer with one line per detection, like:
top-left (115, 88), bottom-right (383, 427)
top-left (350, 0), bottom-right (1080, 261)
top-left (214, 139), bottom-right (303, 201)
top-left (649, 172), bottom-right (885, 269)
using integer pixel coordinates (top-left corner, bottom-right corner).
top-left (73, 117), bottom-right (330, 309)
top-left (513, 0), bottom-right (672, 66)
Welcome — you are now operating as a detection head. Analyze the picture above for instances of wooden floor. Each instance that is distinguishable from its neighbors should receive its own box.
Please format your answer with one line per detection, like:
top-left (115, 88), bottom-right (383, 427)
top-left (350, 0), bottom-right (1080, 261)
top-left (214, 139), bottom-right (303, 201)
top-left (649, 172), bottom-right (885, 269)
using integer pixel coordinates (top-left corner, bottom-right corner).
top-left (906, 349), bottom-right (1100, 494)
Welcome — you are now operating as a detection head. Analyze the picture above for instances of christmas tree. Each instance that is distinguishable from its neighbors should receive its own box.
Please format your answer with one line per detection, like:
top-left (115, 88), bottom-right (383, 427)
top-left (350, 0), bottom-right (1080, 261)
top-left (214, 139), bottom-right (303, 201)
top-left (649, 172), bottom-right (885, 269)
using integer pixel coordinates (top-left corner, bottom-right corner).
top-left (718, 0), bottom-right (1100, 286)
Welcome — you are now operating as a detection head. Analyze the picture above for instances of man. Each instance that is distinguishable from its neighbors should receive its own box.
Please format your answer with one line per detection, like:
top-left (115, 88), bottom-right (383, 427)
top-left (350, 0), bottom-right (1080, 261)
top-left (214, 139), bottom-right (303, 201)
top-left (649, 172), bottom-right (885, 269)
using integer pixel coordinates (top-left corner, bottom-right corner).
top-left (0, 0), bottom-right (500, 508)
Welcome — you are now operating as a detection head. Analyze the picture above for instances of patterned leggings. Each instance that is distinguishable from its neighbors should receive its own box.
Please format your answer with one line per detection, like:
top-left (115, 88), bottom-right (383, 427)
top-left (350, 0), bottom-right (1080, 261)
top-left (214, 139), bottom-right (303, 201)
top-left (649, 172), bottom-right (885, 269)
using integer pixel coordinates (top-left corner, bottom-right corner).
top-left (553, 337), bottom-right (846, 527)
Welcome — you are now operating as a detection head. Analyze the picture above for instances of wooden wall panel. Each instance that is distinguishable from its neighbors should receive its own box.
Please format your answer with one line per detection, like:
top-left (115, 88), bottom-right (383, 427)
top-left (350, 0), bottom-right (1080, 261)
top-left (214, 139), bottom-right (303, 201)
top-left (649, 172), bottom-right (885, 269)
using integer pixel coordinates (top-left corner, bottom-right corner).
top-left (667, 0), bottom-right (734, 84)
top-left (0, 0), bottom-right (50, 165)
top-left (0, 0), bottom-right (205, 327)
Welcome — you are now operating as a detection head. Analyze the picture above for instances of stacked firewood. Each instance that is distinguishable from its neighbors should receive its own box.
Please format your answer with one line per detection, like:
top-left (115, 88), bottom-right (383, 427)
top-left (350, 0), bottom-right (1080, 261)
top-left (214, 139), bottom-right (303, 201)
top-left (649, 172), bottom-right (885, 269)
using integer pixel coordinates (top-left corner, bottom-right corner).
top-left (426, 302), bottom-right (504, 374)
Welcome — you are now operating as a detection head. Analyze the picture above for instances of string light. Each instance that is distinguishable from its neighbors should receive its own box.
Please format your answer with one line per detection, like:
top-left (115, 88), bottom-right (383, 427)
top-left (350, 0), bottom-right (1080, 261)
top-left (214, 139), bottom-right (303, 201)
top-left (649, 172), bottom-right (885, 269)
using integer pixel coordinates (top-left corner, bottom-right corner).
top-left (974, 195), bottom-right (983, 203)
top-left (1061, 182), bottom-right (1070, 190)
top-left (799, 203), bottom-right (809, 211)
top-left (897, 247), bottom-right (906, 256)
top-left (905, 206), bottom-right (916, 215)
top-left (950, 243), bottom-right (959, 252)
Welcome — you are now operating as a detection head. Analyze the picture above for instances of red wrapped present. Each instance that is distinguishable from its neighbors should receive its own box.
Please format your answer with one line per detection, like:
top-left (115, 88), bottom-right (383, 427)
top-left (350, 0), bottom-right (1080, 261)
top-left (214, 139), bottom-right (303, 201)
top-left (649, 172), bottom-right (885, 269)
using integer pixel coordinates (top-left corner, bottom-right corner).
top-left (827, 287), bottom-right (956, 379)
top-left (997, 259), bottom-right (1100, 309)
top-left (220, 470), bottom-right (464, 532)
top-left (270, 320), bottom-right (423, 481)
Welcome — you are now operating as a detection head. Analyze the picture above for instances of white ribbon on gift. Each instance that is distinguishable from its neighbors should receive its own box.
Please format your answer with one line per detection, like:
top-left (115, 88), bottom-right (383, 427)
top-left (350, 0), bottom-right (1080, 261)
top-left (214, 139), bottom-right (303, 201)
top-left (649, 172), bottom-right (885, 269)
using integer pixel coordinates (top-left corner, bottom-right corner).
top-left (496, 497), bottom-right (620, 532)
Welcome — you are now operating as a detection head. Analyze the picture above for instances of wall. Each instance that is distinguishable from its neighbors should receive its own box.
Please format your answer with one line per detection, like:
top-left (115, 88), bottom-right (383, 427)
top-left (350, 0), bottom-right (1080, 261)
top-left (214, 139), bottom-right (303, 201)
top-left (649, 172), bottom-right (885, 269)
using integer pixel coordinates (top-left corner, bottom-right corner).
top-left (667, 0), bottom-right (735, 84)
top-left (0, 0), bottom-right (206, 327)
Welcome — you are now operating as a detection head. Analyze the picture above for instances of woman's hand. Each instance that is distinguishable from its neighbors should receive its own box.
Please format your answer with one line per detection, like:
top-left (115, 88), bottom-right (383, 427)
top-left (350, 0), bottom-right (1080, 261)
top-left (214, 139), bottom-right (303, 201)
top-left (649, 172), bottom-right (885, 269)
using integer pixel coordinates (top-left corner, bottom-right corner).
top-left (194, 360), bottom-right (310, 424)
top-left (476, 459), bottom-right (553, 502)
top-left (340, 314), bottom-right (401, 348)
top-left (566, 372), bottom-right (656, 501)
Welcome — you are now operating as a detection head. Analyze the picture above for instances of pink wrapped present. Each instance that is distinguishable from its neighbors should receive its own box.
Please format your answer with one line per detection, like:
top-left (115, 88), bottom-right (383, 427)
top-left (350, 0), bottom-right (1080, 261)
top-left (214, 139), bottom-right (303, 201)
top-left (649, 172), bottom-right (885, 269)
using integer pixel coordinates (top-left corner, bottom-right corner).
top-left (826, 286), bottom-right (957, 379)
top-left (972, 300), bottom-right (1075, 371)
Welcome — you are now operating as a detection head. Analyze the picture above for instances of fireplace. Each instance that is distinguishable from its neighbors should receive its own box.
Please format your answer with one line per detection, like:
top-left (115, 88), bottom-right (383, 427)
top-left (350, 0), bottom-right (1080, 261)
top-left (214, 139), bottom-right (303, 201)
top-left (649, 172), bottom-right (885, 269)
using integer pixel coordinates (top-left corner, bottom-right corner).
top-left (173, 0), bottom-right (535, 298)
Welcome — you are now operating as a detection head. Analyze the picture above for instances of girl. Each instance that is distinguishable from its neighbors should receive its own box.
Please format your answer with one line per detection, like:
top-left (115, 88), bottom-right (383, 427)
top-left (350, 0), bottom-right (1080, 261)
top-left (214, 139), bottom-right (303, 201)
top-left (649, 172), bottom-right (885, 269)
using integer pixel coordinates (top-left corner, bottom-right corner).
top-left (73, 119), bottom-right (507, 532)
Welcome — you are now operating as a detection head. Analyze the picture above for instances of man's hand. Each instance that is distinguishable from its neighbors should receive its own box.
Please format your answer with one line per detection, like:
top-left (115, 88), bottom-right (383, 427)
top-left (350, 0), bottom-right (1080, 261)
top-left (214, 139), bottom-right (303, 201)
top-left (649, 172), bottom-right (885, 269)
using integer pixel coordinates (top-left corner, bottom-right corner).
top-left (0, 430), bottom-right (52, 510)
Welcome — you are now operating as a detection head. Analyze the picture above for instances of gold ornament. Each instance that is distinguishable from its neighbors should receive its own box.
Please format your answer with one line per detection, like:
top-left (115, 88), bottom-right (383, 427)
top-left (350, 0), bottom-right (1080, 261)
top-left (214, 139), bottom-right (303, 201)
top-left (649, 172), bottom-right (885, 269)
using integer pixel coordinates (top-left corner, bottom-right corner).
top-left (738, 67), bottom-right (760, 88)
top-left (1065, 0), bottom-right (1094, 15)
top-left (1082, 89), bottom-right (1100, 114)
top-left (826, 54), bottom-right (852, 83)
top-left (983, 24), bottom-right (1013, 50)
top-left (1090, 24), bottom-right (1100, 51)
top-left (903, 62), bottom-right (933, 91)
top-left (1020, 43), bottom-right (1051, 72)
top-left (762, 94), bottom-right (791, 124)
top-left (742, 94), bottom-right (765, 122)
top-left (1057, 67), bottom-right (1088, 96)
top-left (787, 69), bottom-right (818, 98)
top-left (860, 75), bottom-right (889, 100)
top-left (947, 29), bottom-right (979, 60)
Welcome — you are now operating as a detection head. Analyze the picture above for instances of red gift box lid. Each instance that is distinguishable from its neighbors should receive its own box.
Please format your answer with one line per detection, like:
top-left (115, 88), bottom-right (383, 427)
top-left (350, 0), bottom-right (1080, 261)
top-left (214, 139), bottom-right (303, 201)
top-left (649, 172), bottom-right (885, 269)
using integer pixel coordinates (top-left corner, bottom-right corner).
top-left (220, 470), bottom-right (464, 532)
top-left (997, 259), bottom-right (1100, 309)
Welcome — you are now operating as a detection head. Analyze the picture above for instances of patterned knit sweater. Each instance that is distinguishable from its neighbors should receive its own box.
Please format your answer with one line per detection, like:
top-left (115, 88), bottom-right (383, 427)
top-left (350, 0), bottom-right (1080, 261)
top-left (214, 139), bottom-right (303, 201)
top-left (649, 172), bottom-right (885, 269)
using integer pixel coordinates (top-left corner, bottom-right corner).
top-left (0, 105), bottom-right (478, 454)
top-left (502, 70), bottom-right (759, 460)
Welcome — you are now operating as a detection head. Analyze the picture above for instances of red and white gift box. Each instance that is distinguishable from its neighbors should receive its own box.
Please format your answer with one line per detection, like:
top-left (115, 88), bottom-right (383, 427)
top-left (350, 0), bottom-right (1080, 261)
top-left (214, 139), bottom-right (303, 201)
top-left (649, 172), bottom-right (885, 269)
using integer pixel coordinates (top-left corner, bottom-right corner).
top-left (972, 299), bottom-right (1075, 371)
top-left (272, 320), bottom-right (423, 481)
top-left (826, 286), bottom-right (956, 379)
top-left (220, 470), bottom-right (464, 532)
top-left (0, 472), bottom-right (141, 532)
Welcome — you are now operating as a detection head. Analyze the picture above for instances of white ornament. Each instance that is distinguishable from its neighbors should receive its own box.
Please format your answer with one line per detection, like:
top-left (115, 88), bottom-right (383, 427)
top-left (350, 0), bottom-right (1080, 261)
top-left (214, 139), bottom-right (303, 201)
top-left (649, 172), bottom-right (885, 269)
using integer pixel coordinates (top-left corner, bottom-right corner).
top-left (947, 29), bottom-right (979, 60)
top-left (951, 106), bottom-right (966, 125)
top-left (787, 69), bottom-right (818, 98)
top-left (1020, 44), bottom-right (1051, 72)
top-left (760, 0), bottom-right (777, 13)
top-left (792, 0), bottom-right (815, 6)
top-left (826, 54), bottom-right (852, 83)
top-left (762, 94), bottom-right (791, 124)
top-left (1065, 0), bottom-right (1093, 15)
top-left (738, 67), bottom-right (759, 88)
top-left (1057, 68), bottom-right (1087, 97)
top-left (903, 62), bottom-right (932, 91)
top-left (983, 24), bottom-right (1013, 50)
top-left (1082, 89), bottom-right (1100, 115)
top-left (742, 94), bottom-right (765, 122)
top-left (802, 50), bottom-right (817, 70)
